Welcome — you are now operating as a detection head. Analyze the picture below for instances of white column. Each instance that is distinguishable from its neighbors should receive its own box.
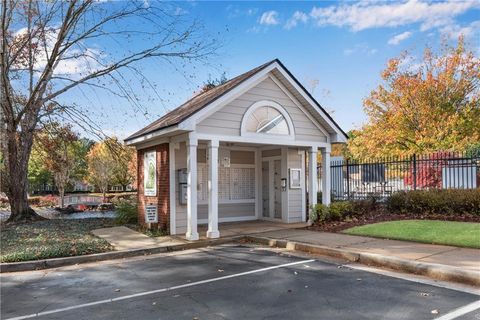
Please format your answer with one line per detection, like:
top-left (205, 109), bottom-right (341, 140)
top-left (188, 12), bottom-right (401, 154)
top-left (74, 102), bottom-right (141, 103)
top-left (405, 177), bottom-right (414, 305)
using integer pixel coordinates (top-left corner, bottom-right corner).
top-left (168, 141), bottom-right (176, 235)
top-left (321, 148), bottom-right (331, 206)
top-left (308, 147), bottom-right (318, 222)
top-left (186, 136), bottom-right (199, 241)
top-left (207, 140), bottom-right (220, 238)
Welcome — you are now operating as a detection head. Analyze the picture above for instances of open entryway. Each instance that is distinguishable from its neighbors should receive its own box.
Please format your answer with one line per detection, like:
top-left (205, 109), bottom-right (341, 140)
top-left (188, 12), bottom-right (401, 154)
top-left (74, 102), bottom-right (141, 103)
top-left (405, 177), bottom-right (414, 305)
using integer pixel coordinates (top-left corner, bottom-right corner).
top-left (261, 158), bottom-right (282, 220)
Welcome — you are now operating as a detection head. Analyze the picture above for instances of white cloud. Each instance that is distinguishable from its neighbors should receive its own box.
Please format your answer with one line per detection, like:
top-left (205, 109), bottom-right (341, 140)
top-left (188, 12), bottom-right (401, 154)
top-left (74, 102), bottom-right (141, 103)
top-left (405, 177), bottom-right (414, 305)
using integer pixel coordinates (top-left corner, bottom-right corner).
top-left (285, 11), bottom-right (309, 30)
top-left (13, 27), bottom-right (101, 77)
top-left (439, 20), bottom-right (480, 39)
top-left (309, 0), bottom-right (480, 32)
top-left (343, 43), bottom-right (377, 56)
top-left (388, 31), bottom-right (412, 45)
top-left (259, 10), bottom-right (279, 26)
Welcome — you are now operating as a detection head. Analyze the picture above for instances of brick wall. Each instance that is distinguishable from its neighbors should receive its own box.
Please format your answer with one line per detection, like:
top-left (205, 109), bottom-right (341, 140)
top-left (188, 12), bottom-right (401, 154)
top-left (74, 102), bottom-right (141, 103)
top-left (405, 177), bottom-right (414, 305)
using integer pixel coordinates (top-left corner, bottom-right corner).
top-left (137, 143), bottom-right (170, 232)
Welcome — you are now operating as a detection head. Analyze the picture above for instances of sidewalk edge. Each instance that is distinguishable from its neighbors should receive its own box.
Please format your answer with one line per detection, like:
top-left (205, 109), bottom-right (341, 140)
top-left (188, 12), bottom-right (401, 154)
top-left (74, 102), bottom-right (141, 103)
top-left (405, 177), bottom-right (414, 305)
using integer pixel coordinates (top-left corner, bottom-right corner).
top-left (0, 236), bottom-right (240, 273)
top-left (244, 236), bottom-right (480, 287)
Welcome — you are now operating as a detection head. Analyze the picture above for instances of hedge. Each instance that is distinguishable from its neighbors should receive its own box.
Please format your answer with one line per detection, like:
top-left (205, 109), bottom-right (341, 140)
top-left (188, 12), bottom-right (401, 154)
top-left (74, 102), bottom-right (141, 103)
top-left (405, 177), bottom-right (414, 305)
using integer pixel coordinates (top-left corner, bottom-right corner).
top-left (387, 189), bottom-right (480, 215)
top-left (310, 189), bottom-right (480, 224)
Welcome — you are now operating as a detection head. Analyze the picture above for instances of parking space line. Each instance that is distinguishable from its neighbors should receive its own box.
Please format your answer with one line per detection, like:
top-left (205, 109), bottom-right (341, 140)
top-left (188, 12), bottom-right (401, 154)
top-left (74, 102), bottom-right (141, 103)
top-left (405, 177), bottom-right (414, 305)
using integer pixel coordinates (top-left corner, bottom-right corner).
top-left (433, 300), bottom-right (480, 320)
top-left (5, 259), bottom-right (315, 320)
top-left (345, 264), bottom-right (480, 296)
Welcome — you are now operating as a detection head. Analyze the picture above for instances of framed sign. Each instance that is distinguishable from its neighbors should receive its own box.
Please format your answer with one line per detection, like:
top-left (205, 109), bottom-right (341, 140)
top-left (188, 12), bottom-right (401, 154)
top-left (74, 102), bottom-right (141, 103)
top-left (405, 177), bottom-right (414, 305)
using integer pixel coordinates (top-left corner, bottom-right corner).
top-left (145, 205), bottom-right (158, 223)
top-left (289, 168), bottom-right (301, 189)
top-left (144, 151), bottom-right (157, 196)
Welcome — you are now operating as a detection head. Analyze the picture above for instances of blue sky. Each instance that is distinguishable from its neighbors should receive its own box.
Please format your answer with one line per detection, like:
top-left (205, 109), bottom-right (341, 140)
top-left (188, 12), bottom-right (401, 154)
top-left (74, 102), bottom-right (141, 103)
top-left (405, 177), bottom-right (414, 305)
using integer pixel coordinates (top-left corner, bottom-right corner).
top-left (67, 1), bottom-right (480, 139)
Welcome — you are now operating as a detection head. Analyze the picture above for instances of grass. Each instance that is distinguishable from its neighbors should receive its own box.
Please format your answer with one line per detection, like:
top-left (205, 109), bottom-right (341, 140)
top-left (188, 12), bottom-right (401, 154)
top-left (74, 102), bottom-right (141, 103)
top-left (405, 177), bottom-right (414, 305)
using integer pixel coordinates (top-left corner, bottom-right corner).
top-left (0, 218), bottom-right (115, 263)
top-left (344, 220), bottom-right (480, 249)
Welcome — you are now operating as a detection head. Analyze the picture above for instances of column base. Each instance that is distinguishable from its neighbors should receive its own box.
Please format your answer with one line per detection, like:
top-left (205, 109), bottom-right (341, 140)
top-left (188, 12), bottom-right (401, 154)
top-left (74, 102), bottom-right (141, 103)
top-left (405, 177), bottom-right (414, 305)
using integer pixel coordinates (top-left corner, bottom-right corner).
top-left (185, 232), bottom-right (199, 241)
top-left (206, 230), bottom-right (220, 239)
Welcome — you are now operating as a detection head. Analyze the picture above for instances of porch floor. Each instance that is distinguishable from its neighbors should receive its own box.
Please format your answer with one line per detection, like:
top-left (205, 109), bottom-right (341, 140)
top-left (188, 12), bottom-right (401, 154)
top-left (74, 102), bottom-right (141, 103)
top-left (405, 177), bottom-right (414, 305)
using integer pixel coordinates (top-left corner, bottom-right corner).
top-left (180, 220), bottom-right (308, 241)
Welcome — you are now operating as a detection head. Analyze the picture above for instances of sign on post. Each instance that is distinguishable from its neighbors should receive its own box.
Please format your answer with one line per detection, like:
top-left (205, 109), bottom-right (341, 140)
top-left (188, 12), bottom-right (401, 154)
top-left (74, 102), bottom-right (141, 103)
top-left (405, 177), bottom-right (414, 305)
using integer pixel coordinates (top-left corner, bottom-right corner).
top-left (145, 205), bottom-right (158, 224)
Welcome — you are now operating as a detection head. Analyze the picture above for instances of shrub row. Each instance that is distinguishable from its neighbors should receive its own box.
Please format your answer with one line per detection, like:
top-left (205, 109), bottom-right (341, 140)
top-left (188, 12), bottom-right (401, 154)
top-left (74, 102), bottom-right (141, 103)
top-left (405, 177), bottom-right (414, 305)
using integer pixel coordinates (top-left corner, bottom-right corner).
top-left (310, 189), bottom-right (480, 224)
top-left (387, 189), bottom-right (480, 215)
top-left (310, 198), bottom-right (378, 223)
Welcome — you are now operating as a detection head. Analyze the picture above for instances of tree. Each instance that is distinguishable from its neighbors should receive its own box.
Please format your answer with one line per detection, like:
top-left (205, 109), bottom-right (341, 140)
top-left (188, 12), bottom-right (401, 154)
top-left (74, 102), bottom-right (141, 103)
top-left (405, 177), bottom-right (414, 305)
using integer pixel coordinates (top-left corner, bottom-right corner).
top-left (34, 123), bottom-right (82, 207)
top-left (86, 141), bottom-right (115, 202)
top-left (348, 38), bottom-right (480, 159)
top-left (106, 137), bottom-right (136, 190)
top-left (28, 143), bottom-right (53, 194)
top-left (1, 0), bottom-right (218, 221)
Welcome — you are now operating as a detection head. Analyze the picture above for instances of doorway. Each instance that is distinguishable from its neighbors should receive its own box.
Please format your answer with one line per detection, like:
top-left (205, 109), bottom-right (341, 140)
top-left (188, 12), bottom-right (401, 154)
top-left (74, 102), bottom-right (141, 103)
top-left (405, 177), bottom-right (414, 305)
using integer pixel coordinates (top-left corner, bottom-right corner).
top-left (261, 157), bottom-right (282, 220)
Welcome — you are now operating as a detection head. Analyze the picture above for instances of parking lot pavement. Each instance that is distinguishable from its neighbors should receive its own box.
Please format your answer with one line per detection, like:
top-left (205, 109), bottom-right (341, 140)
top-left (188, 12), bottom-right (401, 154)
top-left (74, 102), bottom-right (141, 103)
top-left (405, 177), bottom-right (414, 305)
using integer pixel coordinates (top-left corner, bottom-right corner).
top-left (1, 244), bottom-right (479, 320)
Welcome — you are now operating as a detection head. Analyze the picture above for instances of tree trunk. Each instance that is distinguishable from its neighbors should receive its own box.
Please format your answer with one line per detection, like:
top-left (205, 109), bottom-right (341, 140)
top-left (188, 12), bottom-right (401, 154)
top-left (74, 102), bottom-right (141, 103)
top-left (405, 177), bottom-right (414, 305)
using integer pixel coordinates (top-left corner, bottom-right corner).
top-left (5, 125), bottom-right (43, 222)
top-left (59, 187), bottom-right (65, 208)
top-left (102, 187), bottom-right (106, 203)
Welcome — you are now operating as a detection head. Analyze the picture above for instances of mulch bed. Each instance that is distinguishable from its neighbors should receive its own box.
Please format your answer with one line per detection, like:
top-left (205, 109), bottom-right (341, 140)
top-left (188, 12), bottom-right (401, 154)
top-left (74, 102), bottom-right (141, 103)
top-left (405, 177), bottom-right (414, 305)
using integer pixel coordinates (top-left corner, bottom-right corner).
top-left (307, 211), bottom-right (480, 233)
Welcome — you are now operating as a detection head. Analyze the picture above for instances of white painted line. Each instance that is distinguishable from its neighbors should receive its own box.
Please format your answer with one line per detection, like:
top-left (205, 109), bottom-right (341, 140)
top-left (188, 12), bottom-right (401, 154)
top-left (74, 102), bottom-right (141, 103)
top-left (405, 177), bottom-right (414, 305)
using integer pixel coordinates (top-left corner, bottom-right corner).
top-left (345, 264), bottom-right (480, 296)
top-left (5, 259), bottom-right (315, 320)
top-left (433, 300), bottom-right (480, 320)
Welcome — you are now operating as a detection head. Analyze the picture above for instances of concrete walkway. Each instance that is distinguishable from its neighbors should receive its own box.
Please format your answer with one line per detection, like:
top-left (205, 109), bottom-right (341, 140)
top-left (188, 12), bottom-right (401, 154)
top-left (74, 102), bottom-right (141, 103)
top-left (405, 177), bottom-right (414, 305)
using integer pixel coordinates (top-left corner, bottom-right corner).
top-left (91, 227), bottom-right (187, 250)
top-left (92, 222), bottom-right (479, 271)
top-left (92, 221), bottom-right (305, 251)
top-left (255, 229), bottom-right (480, 271)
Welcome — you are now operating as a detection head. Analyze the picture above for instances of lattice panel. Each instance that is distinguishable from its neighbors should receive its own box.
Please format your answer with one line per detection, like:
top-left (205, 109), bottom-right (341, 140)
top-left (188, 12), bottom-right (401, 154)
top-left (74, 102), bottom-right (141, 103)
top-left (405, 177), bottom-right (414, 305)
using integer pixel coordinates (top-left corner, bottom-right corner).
top-left (218, 167), bottom-right (231, 201)
top-left (230, 168), bottom-right (255, 200)
top-left (197, 165), bottom-right (207, 201)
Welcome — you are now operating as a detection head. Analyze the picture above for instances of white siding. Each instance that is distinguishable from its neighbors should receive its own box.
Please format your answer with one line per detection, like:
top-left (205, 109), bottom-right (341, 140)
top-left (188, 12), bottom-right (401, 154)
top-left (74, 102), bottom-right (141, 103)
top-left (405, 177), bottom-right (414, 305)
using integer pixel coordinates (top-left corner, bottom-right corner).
top-left (287, 148), bottom-right (305, 223)
top-left (196, 77), bottom-right (327, 142)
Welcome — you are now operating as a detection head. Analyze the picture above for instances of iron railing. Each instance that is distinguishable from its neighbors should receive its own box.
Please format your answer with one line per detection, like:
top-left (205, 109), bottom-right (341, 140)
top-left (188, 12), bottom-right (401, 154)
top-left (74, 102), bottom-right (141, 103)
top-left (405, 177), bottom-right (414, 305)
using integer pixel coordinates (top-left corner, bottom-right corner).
top-left (321, 152), bottom-right (480, 201)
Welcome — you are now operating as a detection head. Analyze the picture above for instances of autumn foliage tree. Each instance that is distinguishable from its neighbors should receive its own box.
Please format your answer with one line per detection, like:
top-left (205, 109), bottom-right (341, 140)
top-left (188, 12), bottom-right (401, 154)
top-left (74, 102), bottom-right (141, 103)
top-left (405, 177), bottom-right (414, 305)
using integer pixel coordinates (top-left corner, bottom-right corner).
top-left (108, 137), bottom-right (136, 191)
top-left (86, 142), bottom-right (115, 202)
top-left (348, 38), bottom-right (480, 159)
top-left (86, 137), bottom-right (136, 201)
top-left (34, 123), bottom-right (80, 207)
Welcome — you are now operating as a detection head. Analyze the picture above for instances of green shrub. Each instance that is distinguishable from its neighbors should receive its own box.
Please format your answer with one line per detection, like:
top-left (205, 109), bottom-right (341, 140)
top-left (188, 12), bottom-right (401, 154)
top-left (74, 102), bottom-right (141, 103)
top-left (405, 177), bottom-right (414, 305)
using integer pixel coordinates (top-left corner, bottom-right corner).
top-left (115, 200), bottom-right (138, 225)
top-left (310, 204), bottom-right (329, 223)
top-left (329, 201), bottom-right (353, 220)
top-left (311, 202), bottom-right (354, 223)
top-left (386, 189), bottom-right (480, 215)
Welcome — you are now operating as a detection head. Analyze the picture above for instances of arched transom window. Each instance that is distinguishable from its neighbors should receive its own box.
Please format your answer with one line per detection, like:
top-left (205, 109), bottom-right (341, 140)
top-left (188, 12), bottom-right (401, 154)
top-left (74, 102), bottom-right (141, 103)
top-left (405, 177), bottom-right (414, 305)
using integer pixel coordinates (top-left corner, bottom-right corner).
top-left (241, 100), bottom-right (294, 138)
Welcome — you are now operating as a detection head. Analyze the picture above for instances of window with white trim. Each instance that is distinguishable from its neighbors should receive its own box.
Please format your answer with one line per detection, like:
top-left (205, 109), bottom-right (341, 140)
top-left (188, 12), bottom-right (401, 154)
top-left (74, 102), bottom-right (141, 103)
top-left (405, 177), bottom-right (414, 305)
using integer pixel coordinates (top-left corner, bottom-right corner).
top-left (241, 101), bottom-right (294, 138)
top-left (245, 106), bottom-right (289, 135)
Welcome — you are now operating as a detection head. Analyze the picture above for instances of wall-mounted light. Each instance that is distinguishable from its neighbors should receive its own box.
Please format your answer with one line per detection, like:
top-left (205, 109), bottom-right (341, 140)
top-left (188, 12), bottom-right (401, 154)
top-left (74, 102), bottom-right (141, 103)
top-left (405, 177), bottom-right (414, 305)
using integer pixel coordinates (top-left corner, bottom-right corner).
top-left (281, 178), bottom-right (287, 191)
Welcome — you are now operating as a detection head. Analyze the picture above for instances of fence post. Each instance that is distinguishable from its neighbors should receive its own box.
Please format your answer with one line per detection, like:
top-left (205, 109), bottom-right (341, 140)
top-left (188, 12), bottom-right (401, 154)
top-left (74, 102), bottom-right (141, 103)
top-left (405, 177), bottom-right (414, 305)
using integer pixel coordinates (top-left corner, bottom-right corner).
top-left (412, 154), bottom-right (417, 190)
top-left (346, 159), bottom-right (350, 200)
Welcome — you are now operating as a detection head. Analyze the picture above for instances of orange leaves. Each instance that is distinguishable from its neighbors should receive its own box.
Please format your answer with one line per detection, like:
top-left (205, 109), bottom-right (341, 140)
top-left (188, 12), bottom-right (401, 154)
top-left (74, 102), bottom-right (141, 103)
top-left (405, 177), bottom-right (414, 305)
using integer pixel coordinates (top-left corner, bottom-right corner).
top-left (348, 38), bottom-right (480, 159)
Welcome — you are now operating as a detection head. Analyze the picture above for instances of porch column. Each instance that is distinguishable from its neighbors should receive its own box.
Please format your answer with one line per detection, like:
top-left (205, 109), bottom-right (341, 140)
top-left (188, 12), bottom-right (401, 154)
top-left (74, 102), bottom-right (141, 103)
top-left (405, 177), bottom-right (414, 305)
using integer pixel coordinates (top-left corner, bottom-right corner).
top-left (207, 140), bottom-right (220, 238)
top-left (186, 135), bottom-right (199, 241)
top-left (308, 147), bottom-right (318, 221)
top-left (321, 148), bottom-right (331, 206)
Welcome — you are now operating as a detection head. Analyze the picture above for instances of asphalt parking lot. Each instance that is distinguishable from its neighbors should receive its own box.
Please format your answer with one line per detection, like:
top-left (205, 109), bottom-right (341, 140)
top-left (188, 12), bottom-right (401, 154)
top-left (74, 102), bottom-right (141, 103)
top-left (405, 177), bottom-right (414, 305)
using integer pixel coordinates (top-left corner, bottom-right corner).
top-left (1, 244), bottom-right (479, 320)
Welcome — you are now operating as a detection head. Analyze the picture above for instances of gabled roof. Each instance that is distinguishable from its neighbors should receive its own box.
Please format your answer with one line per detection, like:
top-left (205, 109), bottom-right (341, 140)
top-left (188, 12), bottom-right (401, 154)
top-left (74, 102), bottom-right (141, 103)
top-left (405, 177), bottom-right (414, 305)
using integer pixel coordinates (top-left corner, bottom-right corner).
top-left (125, 59), bottom-right (347, 142)
top-left (125, 60), bottom-right (276, 142)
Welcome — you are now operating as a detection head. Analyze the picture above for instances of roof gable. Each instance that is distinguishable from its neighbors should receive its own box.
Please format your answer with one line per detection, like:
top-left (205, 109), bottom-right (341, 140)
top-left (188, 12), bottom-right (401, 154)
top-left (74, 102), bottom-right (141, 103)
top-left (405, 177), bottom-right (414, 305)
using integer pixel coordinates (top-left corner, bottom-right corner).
top-left (125, 59), bottom-right (347, 143)
top-left (125, 60), bottom-right (276, 141)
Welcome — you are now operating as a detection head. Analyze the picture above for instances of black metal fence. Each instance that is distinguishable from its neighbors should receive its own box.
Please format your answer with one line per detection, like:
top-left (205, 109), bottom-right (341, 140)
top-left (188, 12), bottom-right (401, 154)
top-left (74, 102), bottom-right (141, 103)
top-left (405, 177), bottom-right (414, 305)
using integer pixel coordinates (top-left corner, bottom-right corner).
top-left (322, 152), bottom-right (480, 201)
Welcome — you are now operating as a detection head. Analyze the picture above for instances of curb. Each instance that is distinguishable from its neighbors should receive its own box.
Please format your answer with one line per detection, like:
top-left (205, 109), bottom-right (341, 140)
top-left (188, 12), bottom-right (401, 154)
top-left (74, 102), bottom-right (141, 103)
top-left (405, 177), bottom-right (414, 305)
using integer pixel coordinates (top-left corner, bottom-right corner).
top-left (244, 236), bottom-right (480, 287)
top-left (0, 236), bottom-right (240, 273)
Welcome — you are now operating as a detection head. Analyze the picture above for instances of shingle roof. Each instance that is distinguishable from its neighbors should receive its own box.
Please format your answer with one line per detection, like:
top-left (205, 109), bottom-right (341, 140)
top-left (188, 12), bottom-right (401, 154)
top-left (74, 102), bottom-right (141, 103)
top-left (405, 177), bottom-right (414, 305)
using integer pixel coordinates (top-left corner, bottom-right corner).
top-left (125, 59), bottom-right (278, 142)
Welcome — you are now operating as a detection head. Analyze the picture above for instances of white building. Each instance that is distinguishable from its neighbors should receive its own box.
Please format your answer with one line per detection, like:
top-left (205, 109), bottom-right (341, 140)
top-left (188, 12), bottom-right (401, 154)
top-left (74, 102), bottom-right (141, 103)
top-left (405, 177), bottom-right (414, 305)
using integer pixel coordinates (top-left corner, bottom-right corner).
top-left (125, 59), bottom-right (347, 240)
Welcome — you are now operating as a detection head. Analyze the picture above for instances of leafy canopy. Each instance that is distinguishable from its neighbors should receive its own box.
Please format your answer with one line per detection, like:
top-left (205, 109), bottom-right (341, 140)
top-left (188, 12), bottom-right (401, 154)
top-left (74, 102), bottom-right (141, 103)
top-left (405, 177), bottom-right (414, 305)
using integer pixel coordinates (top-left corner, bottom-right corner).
top-left (348, 38), bottom-right (480, 159)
